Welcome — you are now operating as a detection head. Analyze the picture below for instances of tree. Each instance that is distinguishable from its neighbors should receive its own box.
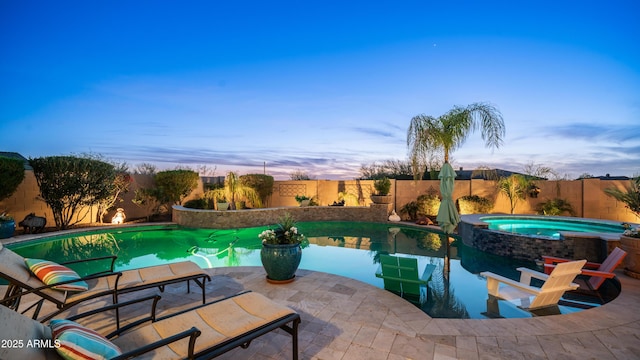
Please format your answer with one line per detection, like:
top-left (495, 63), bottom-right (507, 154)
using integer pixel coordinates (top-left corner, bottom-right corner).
top-left (290, 170), bottom-right (313, 180)
top-left (134, 162), bottom-right (157, 175)
top-left (359, 159), bottom-right (416, 180)
top-left (522, 161), bottom-right (554, 179)
top-left (96, 162), bottom-right (132, 223)
top-left (604, 175), bottom-right (640, 219)
top-left (30, 156), bottom-right (116, 229)
top-left (0, 156), bottom-right (25, 203)
top-left (497, 174), bottom-right (530, 214)
top-left (207, 172), bottom-right (262, 210)
top-left (239, 174), bottom-right (274, 207)
top-left (407, 102), bottom-right (505, 178)
top-left (154, 169), bottom-right (200, 206)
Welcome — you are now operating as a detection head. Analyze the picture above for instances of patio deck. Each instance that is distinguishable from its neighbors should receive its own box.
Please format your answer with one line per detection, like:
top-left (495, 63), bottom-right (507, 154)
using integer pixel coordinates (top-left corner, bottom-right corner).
top-left (2, 266), bottom-right (639, 359)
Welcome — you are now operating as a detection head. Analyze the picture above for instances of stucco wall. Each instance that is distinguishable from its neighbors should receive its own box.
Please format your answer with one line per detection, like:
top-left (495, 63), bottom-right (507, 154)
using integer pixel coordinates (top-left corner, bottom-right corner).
top-left (1, 172), bottom-right (637, 228)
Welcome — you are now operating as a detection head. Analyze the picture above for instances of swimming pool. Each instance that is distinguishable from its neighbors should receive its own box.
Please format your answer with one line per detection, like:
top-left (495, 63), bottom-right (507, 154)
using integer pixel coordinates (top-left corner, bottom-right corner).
top-left (6, 222), bottom-right (602, 319)
top-left (480, 215), bottom-right (625, 239)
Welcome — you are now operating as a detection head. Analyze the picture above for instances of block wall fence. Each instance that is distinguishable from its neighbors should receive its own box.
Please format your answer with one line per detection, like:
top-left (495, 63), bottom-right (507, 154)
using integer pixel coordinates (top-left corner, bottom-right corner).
top-left (0, 171), bottom-right (637, 227)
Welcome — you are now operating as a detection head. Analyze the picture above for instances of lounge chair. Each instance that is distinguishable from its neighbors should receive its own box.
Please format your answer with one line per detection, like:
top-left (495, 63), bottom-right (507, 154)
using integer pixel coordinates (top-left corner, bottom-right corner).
top-left (480, 259), bottom-right (586, 310)
top-left (0, 243), bottom-right (211, 322)
top-left (375, 254), bottom-right (435, 303)
top-left (542, 247), bottom-right (627, 292)
top-left (0, 291), bottom-right (301, 360)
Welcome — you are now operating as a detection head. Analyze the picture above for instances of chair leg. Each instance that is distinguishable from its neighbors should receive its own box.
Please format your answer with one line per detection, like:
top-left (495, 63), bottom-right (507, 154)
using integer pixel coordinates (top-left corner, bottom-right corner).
top-left (2, 284), bottom-right (23, 311)
top-left (292, 317), bottom-right (300, 360)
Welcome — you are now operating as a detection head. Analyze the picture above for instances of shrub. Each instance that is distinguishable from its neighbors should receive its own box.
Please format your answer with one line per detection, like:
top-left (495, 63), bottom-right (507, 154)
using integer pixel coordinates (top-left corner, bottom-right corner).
top-left (373, 177), bottom-right (391, 195)
top-left (240, 174), bottom-right (273, 207)
top-left (208, 172), bottom-right (262, 210)
top-left (416, 193), bottom-right (440, 216)
top-left (399, 201), bottom-right (420, 220)
top-left (154, 170), bottom-right (200, 206)
top-left (536, 198), bottom-right (575, 216)
top-left (30, 155), bottom-right (116, 229)
top-left (604, 176), bottom-right (640, 219)
top-left (0, 156), bottom-right (25, 202)
top-left (458, 195), bottom-right (493, 214)
top-left (183, 198), bottom-right (213, 210)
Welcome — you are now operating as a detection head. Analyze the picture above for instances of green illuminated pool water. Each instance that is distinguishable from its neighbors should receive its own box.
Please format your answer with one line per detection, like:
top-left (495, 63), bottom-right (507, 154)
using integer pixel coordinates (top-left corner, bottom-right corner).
top-left (7, 222), bottom-right (602, 319)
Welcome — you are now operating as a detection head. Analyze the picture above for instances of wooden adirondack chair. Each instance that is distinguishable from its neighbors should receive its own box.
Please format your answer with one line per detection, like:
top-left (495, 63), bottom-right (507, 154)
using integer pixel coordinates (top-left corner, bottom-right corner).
top-left (375, 254), bottom-right (436, 303)
top-left (481, 259), bottom-right (586, 310)
top-left (542, 247), bottom-right (627, 292)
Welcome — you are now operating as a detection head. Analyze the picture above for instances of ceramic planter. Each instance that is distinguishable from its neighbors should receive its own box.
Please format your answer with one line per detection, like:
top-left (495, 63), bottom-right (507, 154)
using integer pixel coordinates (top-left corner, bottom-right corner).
top-left (370, 195), bottom-right (392, 204)
top-left (217, 202), bottom-right (229, 211)
top-left (0, 220), bottom-right (15, 239)
top-left (260, 242), bottom-right (302, 283)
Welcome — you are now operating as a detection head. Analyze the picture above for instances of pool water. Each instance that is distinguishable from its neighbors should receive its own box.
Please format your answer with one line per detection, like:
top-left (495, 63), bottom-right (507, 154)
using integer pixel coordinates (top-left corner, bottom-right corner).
top-left (6, 222), bottom-right (602, 319)
top-left (481, 216), bottom-right (625, 239)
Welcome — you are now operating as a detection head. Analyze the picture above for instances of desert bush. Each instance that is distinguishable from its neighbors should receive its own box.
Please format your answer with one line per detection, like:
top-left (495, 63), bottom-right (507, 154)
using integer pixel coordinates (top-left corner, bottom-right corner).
top-left (417, 193), bottom-right (440, 217)
top-left (240, 174), bottom-right (274, 207)
top-left (458, 195), bottom-right (493, 214)
top-left (183, 198), bottom-right (213, 210)
top-left (536, 198), bottom-right (575, 216)
top-left (154, 170), bottom-right (200, 206)
top-left (30, 155), bottom-right (116, 229)
top-left (0, 156), bottom-right (25, 202)
top-left (399, 201), bottom-right (420, 220)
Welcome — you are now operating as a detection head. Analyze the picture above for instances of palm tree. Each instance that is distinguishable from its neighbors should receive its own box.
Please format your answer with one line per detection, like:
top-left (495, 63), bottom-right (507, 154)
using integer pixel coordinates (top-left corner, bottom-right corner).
top-left (208, 172), bottom-right (262, 210)
top-left (497, 174), bottom-right (529, 214)
top-left (604, 175), bottom-right (640, 219)
top-left (407, 102), bottom-right (505, 178)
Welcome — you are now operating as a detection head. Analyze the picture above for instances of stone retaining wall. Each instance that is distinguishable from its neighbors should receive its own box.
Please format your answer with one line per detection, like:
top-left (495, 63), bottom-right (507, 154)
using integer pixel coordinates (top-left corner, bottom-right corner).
top-left (172, 204), bottom-right (390, 229)
top-left (458, 219), bottom-right (615, 262)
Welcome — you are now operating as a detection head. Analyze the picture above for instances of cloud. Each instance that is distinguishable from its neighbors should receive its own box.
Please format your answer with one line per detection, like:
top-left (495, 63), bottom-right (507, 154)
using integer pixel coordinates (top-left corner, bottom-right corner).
top-left (541, 122), bottom-right (640, 143)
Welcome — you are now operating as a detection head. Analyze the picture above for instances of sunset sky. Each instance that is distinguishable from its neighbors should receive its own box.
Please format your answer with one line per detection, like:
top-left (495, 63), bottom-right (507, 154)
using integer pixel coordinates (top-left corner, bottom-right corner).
top-left (1, 1), bottom-right (638, 179)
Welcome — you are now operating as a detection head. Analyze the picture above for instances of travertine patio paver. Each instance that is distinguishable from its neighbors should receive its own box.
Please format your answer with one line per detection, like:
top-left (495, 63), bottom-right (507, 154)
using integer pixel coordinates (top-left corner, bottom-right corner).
top-left (2, 266), bottom-right (639, 359)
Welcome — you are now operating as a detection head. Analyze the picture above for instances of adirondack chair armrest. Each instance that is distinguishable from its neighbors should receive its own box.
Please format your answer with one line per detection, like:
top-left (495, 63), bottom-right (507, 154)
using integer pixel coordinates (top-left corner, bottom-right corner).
top-left (579, 268), bottom-right (616, 278)
top-left (542, 255), bottom-right (570, 264)
top-left (420, 264), bottom-right (436, 282)
top-left (517, 267), bottom-right (549, 283)
top-left (481, 271), bottom-right (541, 296)
top-left (542, 256), bottom-right (599, 269)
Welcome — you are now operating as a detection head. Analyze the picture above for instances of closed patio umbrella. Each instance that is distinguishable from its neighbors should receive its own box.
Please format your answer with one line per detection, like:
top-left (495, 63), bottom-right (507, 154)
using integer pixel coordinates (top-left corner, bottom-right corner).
top-left (436, 162), bottom-right (460, 234)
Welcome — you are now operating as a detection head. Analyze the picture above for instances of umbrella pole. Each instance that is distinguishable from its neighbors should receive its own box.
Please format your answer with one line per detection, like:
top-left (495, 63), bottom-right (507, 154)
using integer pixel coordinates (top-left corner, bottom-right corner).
top-left (444, 234), bottom-right (450, 280)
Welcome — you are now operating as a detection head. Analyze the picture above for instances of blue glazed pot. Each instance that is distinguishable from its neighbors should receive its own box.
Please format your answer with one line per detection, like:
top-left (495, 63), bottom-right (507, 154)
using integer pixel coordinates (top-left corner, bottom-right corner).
top-left (260, 242), bottom-right (302, 283)
top-left (0, 220), bottom-right (15, 239)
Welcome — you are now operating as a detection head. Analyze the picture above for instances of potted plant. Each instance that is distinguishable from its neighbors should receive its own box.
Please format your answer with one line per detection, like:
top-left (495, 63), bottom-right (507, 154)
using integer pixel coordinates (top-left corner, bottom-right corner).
top-left (370, 177), bottom-right (392, 204)
top-left (259, 212), bottom-right (306, 283)
top-left (294, 195), bottom-right (311, 207)
top-left (0, 212), bottom-right (15, 239)
top-left (621, 224), bottom-right (640, 278)
top-left (207, 172), bottom-right (262, 210)
top-left (216, 197), bottom-right (229, 211)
